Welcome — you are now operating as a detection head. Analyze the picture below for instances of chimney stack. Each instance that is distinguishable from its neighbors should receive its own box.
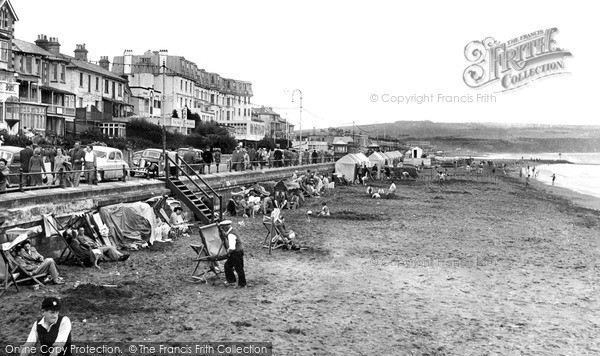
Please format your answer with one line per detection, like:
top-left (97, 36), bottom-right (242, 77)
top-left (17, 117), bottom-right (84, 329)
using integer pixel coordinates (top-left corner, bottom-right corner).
top-left (123, 49), bottom-right (133, 75)
top-left (99, 56), bottom-right (110, 70)
top-left (46, 37), bottom-right (61, 55)
top-left (159, 49), bottom-right (168, 67)
top-left (74, 44), bottom-right (88, 61)
top-left (35, 34), bottom-right (49, 51)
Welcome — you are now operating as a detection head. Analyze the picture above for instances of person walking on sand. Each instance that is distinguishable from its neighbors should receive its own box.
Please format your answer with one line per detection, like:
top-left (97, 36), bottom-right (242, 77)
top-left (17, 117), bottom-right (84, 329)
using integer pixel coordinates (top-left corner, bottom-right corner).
top-left (552, 173), bottom-right (556, 186)
top-left (20, 297), bottom-right (72, 356)
top-left (221, 220), bottom-right (247, 288)
top-left (525, 174), bottom-right (530, 190)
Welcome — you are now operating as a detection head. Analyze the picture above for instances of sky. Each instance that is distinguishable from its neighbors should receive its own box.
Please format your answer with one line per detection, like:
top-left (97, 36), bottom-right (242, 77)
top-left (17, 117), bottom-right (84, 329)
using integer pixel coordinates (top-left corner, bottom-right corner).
top-left (12, 0), bottom-right (600, 131)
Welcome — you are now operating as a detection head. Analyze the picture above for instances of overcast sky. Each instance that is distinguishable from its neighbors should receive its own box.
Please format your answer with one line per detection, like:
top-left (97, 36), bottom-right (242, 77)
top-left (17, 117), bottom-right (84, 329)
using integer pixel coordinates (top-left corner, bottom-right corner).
top-left (13, 0), bottom-right (599, 130)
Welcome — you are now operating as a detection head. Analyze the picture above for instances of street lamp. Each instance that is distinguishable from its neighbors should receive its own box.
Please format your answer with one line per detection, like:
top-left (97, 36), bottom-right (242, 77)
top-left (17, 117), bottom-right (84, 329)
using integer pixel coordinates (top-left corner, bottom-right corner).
top-left (291, 89), bottom-right (302, 150)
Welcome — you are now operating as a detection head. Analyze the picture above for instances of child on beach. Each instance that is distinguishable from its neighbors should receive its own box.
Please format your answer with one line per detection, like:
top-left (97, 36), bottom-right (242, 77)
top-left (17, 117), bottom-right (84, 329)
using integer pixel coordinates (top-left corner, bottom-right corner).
top-left (317, 202), bottom-right (330, 217)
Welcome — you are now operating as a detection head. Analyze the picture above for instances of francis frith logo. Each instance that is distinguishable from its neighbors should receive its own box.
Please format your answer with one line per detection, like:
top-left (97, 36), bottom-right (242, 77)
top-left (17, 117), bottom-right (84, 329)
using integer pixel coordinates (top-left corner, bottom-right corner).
top-left (463, 28), bottom-right (571, 91)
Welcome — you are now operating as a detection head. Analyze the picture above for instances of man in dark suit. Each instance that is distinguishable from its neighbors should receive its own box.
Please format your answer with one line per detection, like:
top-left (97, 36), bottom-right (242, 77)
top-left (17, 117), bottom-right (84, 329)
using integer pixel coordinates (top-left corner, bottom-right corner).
top-left (202, 148), bottom-right (213, 174)
top-left (20, 142), bottom-right (34, 186)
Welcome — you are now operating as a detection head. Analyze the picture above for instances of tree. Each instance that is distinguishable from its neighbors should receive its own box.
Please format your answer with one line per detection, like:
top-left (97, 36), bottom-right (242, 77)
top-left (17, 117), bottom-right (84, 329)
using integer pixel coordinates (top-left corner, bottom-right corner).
top-left (257, 136), bottom-right (276, 150)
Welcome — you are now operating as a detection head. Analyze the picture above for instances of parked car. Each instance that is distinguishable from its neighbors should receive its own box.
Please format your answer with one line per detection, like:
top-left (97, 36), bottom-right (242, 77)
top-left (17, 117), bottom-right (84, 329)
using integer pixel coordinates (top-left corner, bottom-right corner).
top-left (131, 150), bottom-right (143, 167)
top-left (130, 148), bottom-right (176, 177)
top-left (0, 145), bottom-right (22, 185)
top-left (92, 146), bottom-right (130, 181)
top-left (176, 147), bottom-right (204, 169)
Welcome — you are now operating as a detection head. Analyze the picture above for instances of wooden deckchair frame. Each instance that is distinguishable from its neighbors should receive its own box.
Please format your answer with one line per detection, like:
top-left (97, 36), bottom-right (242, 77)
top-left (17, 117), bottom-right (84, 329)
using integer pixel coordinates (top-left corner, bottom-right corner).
top-left (1, 235), bottom-right (46, 296)
top-left (46, 214), bottom-right (87, 267)
top-left (190, 223), bottom-right (229, 283)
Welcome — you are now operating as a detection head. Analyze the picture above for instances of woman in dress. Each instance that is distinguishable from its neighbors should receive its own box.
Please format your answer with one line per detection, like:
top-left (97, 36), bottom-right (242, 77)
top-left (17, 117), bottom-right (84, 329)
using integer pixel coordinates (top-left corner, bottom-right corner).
top-left (28, 148), bottom-right (46, 186)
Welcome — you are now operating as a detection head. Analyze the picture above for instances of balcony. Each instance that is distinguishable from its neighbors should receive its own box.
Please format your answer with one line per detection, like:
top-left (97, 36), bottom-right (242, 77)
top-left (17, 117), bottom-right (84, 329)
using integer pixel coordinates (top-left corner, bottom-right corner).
top-left (75, 108), bottom-right (112, 122)
top-left (46, 105), bottom-right (75, 117)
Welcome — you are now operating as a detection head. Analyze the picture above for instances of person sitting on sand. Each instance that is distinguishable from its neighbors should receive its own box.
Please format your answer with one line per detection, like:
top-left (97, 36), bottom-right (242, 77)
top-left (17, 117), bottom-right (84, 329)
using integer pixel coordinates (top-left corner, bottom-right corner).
top-left (317, 202), bottom-right (330, 217)
top-left (154, 216), bottom-right (173, 243)
top-left (387, 181), bottom-right (397, 196)
top-left (170, 207), bottom-right (191, 236)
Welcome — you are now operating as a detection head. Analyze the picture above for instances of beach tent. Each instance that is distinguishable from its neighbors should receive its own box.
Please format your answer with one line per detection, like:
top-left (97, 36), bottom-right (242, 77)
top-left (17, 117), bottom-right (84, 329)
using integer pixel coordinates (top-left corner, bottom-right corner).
top-left (99, 202), bottom-right (157, 248)
top-left (368, 152), bottom-right (388, 179)
top-left (335, 153), bottom-right (370, 182)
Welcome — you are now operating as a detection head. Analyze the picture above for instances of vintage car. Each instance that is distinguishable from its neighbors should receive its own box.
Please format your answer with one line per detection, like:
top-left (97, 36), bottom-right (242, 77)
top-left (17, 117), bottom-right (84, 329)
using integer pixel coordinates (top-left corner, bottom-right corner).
top-left (131, 150), bottom-right (143, 167)
top-left (130, 148), bottom-right (176, 177)
top-left (0, 145), bottom-right (23, 185)
top-left (92, 146), bottom-right (130, 181)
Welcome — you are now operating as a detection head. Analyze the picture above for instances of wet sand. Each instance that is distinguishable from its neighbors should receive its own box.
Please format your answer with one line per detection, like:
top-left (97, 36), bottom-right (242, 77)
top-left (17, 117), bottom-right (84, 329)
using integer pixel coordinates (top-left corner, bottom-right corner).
top-left (1, 171), bottom-right (599, 355)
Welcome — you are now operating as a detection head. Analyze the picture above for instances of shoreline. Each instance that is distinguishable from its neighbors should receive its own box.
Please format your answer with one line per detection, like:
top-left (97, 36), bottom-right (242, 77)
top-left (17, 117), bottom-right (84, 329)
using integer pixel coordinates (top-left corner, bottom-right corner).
top-left (500, 159), bottom-right (600, 212)
top-left (530, 177), bottom-right (600, 212)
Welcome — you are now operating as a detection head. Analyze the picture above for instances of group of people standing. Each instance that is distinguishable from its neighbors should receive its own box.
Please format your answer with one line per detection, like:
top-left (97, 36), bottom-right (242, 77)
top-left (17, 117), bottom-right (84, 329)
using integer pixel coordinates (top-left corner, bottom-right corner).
top-left (181, 147), bottom-right (222, 175)
top-left (18, 141), bottom-right (97, 188)
top-left (229, 145), bottom-right (331, 172)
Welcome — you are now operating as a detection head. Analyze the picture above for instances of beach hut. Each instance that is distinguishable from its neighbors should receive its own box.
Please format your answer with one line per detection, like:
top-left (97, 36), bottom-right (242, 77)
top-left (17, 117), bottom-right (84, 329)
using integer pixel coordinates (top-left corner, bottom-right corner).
top-left (335, 153), bottom-right (370, 183)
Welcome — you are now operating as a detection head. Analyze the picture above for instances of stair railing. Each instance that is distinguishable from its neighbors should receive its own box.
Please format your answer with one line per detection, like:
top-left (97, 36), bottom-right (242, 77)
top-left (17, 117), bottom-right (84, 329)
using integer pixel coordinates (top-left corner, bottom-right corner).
top-left (166, 155), bottom-right (223, 222)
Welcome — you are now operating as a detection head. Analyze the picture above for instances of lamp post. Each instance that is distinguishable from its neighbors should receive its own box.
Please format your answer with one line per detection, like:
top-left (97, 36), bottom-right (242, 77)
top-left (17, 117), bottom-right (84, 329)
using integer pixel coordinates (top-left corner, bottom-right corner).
top-left (291, 89), bottom-right (302, 150)
top-left (161, 61), bottom-right (167, 171)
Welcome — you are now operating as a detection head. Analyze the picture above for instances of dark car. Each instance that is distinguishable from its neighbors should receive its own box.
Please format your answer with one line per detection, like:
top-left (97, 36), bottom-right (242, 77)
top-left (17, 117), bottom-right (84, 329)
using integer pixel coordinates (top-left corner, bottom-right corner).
top-left (0, 145), bottom-right (23, 185)
top-left (130, 148), bottom-right (176, 177)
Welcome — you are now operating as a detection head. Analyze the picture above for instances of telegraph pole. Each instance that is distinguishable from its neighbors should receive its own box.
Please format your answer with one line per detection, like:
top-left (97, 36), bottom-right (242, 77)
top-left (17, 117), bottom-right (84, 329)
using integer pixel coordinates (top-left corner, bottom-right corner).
top-left (291, 89), bottom-right (302, 150)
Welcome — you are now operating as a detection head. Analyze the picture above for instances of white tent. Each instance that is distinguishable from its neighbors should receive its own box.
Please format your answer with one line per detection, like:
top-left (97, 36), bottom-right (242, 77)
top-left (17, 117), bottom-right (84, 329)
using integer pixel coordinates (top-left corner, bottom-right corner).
top-left (368, 152), bottom-right (389, 179)
top-left (335, 153), bottom-right (370, 182)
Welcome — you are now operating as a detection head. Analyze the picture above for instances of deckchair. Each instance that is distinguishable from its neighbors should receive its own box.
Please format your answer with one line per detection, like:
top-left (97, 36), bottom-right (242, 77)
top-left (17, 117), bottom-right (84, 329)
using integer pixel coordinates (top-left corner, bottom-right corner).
top-left (1, 234), bottom-right (46, 296)
top-left (190, 223), bottom-right (229, 282)
top-left (43, 214), bottom-right (86, 267)
top-left (262, 209), bottom-right (297, 253)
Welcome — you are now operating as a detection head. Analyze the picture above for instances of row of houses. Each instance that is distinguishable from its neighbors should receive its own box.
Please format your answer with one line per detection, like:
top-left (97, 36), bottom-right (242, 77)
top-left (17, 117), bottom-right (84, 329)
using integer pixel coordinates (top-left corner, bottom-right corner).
top-left (0, 0), bottom-right (294, 143)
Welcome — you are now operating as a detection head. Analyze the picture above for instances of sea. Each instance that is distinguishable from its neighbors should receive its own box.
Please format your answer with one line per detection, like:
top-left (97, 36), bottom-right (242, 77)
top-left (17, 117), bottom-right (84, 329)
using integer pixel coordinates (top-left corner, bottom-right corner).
top-left (477, 153), bottom-right (600, 200)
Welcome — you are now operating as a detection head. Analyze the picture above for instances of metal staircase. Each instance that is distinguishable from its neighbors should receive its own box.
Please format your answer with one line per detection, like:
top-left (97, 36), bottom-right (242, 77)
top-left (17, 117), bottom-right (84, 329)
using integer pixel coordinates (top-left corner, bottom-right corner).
top-left (165, 155), bottom-right (223, 225)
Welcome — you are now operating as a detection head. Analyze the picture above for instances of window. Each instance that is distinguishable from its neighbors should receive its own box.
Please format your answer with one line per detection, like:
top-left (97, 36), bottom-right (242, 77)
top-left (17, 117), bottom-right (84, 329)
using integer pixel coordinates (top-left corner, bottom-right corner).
top-left (112, 82), bottom-right (115, 98)
top-left (118, 83), bottom-right (122, 97)
top-left (108, 152), bottom-right (116, 160)
top-left (95, 77), bottom-right (99, 91)
top-left (61, 65), bottom-right (65, 82)
top-left (88, 75), bottom-right (91, 92)
top-left (0, 9), bottom-right (8, 29)
top-left (52, 64), bottom-right (58, 81)
top-left (104, 79), bottom-right (109, 94)
top-left (26, 57), bottom-right (32, 73)
top-left (79, 73), bottom-right (84, 87)
top-left (180, 80), bottom-right (183, 91)
top-left (78, 97), bottom-right (83, 107)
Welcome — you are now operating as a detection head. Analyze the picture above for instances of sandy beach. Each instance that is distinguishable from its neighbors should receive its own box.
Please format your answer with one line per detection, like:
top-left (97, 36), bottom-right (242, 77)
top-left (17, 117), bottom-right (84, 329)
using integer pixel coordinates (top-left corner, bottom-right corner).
top-left (1, 169), bottom-right (600, 355)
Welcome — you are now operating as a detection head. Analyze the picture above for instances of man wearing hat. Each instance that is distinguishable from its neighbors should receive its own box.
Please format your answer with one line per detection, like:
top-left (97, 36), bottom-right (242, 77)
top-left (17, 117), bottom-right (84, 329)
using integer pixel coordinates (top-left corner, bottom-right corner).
top-left (220, 220), bottom-right (246, 288)
top-left (21, 297), bottom-right (72, 356)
